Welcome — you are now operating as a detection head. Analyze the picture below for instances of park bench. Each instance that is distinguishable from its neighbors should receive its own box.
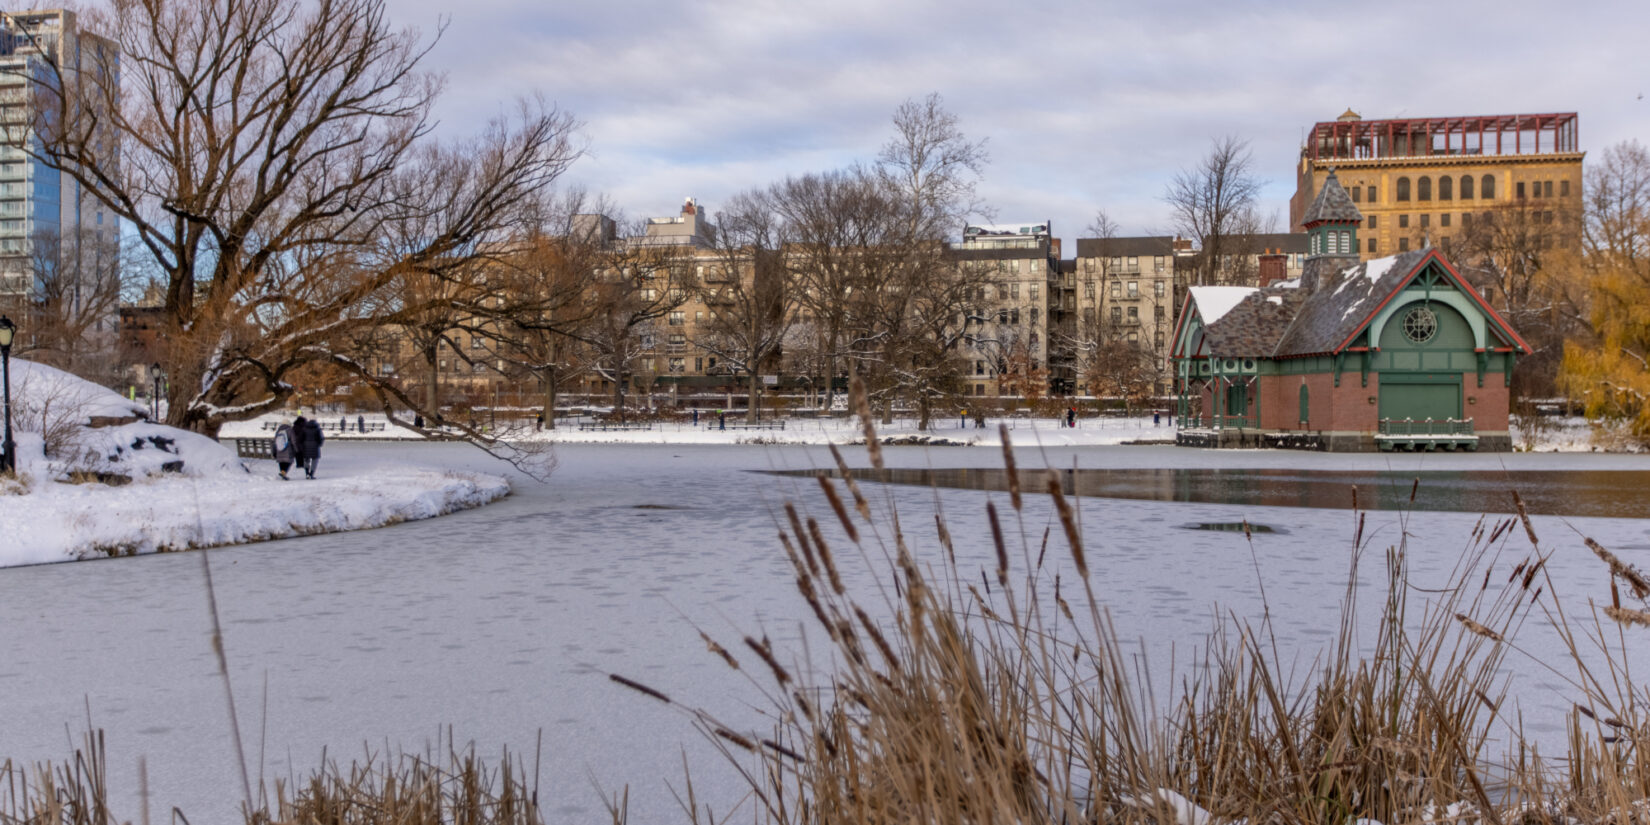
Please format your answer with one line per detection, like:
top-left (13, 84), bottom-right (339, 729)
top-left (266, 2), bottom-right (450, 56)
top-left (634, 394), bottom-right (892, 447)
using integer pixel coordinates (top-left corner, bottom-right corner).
top-left (232, 437), bottom-right (273, 459)
top-left (707, 420), bottom-right (787, 430)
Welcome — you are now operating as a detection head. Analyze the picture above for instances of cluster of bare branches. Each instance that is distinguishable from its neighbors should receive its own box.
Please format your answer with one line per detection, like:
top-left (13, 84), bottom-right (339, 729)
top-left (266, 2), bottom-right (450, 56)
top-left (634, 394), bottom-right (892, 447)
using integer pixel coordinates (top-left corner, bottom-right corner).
top-left (18, 0), bottom-right (582, 463)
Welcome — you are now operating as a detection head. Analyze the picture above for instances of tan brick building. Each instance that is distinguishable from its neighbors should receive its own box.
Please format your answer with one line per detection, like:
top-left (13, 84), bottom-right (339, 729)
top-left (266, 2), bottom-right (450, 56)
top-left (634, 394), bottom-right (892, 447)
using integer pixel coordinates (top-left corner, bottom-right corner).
top-left (1290, 110), bottom-right (1583, 258)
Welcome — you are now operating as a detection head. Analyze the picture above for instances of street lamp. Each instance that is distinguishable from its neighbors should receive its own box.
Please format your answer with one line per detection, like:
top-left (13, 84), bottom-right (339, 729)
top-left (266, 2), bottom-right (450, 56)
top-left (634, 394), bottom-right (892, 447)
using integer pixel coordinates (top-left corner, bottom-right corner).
top-left (0, 315), bottom-right (15, 474)
top-left (151, 362), bottom-right (162, 422)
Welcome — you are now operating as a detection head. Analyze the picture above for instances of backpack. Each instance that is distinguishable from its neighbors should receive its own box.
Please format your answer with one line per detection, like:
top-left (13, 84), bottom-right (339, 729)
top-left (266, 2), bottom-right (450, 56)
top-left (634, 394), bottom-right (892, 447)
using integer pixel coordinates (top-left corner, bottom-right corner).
top-left (273, 427), bottom-right (291, 454)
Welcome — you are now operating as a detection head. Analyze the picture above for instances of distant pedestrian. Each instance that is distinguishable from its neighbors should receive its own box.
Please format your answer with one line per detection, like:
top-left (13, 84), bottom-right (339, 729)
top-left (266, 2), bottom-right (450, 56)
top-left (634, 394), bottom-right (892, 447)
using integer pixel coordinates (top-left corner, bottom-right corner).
top-left (294, 416), bottom-right (325, 479)
top-left (271, 422), bottom-right (296, 480)
top-left (357, 414), bottom-right (365, 433)
top-left (692, 408), bottom-right (699, 426)
top-left (1066, 407), bottom-right (1076, 428)
top-left (1153, 410), bottom-right (1161, 427)
top-left (960, 409), bottom-right (967, 429)
top-left (536, 411), bottom-right (544, 431)
top-left (414, 413), bottom-right (424, 428)
top-left (718, 409), bottom-right (726, 430)
top-left (340, 416), bottom-right (347, 433)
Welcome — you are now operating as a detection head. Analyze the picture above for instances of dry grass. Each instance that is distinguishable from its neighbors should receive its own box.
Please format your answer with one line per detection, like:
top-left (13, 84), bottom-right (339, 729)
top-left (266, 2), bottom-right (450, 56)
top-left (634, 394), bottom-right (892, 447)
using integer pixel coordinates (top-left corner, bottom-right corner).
top-left (607, 420), bottom-right (1650, 825)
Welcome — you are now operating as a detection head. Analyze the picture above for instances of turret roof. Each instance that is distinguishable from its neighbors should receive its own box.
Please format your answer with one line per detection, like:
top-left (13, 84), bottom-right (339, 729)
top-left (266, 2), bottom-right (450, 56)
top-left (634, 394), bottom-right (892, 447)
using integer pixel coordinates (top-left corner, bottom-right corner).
top-left (1301, 171), bottom-right (1363, 226)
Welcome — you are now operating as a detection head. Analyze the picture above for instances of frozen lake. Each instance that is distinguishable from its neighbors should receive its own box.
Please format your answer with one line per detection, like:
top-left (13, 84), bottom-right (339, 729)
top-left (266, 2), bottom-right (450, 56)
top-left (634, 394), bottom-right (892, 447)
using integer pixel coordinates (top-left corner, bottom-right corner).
top-left (2, 442), bottom-right (1647, 823)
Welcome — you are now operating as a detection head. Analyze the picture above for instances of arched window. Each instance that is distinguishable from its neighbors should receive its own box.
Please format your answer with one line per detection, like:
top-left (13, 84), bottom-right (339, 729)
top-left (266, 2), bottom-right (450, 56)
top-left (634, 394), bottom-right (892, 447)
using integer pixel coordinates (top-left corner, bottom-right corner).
top-left (1396, 177), bottom-right (1411, 201)
top-left (1439, 176), bottom-right (1453, 200)
top-left (1418, 176), bottom-right (1431, 201)
top-left (1460, 175), bottom-right (1474, 199)
top-left (1481, 175), bottom-right (1495, 199)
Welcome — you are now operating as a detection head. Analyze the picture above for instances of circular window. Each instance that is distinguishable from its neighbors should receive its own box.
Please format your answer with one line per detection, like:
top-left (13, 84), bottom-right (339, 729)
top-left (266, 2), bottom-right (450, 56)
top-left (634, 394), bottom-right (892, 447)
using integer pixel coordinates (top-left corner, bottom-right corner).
top-left (1402, 306), bottom-right (1438, 344)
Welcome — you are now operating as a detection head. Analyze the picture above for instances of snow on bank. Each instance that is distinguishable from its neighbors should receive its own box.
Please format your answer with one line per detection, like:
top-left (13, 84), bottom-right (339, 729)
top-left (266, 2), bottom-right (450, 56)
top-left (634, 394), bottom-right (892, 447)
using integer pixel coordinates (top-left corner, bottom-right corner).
top-left (0, 359), bottom-right (509, 566)
top-left (533, 414), bottom-right (1177, 447)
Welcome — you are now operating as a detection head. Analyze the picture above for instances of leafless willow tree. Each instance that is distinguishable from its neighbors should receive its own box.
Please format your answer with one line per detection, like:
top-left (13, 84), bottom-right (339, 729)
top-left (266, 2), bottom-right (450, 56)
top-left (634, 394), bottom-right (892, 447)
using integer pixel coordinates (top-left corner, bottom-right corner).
top-left (1165, 136), bottom-right (1262, 286)
top-left (22, 0), bottom-right (582, 464)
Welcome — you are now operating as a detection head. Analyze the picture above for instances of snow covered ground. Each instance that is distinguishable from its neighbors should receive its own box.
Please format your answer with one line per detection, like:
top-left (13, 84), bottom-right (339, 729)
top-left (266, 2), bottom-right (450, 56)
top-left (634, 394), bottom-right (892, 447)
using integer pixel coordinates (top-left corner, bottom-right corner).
top-left (0, 359), bottom-right (509, 565)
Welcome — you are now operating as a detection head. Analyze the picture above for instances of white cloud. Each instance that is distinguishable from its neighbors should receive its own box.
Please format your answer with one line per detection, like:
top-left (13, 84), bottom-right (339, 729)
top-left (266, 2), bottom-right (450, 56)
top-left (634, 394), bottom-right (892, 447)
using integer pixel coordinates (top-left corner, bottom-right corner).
top-left (391, 0), bottom-right (1650, 247)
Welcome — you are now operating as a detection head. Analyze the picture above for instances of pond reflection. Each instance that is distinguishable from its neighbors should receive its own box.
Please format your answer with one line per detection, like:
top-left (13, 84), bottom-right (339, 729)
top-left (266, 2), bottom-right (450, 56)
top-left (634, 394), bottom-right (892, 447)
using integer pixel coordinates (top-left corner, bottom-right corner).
top-left (772, 467), bottom-right (1650, 518)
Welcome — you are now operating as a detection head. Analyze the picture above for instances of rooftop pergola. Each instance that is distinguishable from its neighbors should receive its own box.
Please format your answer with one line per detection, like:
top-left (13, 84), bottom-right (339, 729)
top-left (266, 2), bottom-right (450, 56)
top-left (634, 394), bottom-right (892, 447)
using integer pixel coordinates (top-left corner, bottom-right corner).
top-left (1305, 113), bottom-right (1579, 162)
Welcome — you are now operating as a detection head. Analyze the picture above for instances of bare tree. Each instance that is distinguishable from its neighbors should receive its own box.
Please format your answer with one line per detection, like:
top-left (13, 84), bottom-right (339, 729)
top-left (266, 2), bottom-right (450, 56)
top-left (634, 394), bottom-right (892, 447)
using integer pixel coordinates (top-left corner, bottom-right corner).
top-left (1165, 136), bottom-right (1262, 286)
top-left (698, 191), bottom-right (796, 423)
top-left (1453, 195), bottom-right (1584, 398)
top-left (23, 0), bottom-right (583, 454)
top-left (19, 226), bottom-right (131, 381)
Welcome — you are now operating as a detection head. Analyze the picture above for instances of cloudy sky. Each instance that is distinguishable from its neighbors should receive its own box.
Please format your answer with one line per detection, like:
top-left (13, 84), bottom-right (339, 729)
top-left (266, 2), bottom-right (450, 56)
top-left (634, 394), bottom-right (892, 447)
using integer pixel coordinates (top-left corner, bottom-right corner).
top-left (391, 0), bottom-right (1648, 252)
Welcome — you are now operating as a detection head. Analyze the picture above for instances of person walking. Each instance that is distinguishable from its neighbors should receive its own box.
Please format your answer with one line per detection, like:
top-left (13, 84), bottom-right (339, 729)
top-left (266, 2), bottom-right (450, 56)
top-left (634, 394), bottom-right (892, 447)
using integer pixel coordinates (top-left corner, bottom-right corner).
top-left (295, 415), bottom-right (325, 479)
top-left (271, 421), bottom-right (296, 480)
top-left (357, 414), bottom-right (365, 433)
top-left (1066, 407), bottom-right (1076, 428)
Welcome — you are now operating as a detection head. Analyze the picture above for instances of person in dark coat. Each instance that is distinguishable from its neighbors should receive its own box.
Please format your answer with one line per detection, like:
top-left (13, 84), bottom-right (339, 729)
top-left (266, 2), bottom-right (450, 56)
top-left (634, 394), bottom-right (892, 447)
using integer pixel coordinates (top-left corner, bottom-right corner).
top-left (271, 422), bottom-right (296, 480)
top-left (294, 415), bottom-right (325, 479)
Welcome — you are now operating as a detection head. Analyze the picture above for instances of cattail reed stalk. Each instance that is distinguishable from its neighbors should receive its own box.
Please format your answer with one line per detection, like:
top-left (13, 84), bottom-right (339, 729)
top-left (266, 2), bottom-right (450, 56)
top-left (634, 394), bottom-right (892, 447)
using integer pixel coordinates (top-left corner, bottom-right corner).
top-left (762, 739), bottom-right (806, 763)
top-left (786, 503), bottom-right (820, 577)
top-left (987, 501), bottom-right (1008, 587)
top-left (608, 674), bottom-right (671, 704)
top-left (818, 475), bottom-right (859, 543)
top-left (745, 636), bottom-right (792, 685)
top-left (1047, 470), bottom-right (1088, 580)
top-left (850, 377), bottom-right (883, 470)
top-left (1587, 537), bottom-right (1650, 599)
top-left (827, 443), bottom-right (871, 520)
top-left (999, 425), bottom-right (1021, 511)
top-left (1454, 613), bottom-right (1504, 642)
top-left (1605, 606), bottom-right (1650, 628)
top-left (1512, 490), bottom-right (1539, 546)
top-left (855, 607), bottom-right (901, 673)
top-left (700, 631), bottom-right (739, 670)
top-left (809, 517), bottom-right (845, 595)
top-left (714, 728), bottom-right (756, 752)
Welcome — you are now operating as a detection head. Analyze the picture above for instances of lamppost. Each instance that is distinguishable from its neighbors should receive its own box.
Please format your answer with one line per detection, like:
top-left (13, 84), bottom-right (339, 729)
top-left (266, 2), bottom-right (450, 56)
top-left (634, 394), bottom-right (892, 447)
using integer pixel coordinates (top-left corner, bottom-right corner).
top-left (0, 315), bottom-right (15, 474)
top-left (151, 362), bottom-right (165, 424)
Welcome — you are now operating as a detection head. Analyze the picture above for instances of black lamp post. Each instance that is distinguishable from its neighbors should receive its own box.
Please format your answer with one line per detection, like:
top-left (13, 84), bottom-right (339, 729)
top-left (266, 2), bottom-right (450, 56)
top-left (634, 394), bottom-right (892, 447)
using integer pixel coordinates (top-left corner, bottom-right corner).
top-left (0, 315), bottom-right (15, 474)
top-left (151, 362), bottom-right (164, 424)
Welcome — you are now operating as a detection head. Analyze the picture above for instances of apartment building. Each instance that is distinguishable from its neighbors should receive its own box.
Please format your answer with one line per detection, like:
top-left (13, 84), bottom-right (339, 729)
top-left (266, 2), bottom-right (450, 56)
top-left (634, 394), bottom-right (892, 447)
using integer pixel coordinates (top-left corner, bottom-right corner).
top-left (1290, 110), bottom-right (1583, 258)
top-left (0, 9), bottom-right (119, 306)
top-left (953, 222), bottom-right (1062, 397)
top-left (1071, 235), bottom-right (1191, 396)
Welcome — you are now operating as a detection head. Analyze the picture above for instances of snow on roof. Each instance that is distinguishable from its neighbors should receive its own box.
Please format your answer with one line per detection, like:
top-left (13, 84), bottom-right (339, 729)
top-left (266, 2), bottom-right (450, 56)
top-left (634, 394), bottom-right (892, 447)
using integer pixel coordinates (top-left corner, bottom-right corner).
top-left (1362, 254), bottom-right (1401, 283)
top-left (1266, 296), bottom-right (1283, 305)
top-left (1188, 286), bottom-right (1258, 326)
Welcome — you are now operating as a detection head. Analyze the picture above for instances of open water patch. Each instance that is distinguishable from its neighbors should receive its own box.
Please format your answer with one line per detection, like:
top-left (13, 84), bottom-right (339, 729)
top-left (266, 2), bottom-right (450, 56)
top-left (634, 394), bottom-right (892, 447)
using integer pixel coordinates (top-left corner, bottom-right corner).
top-left (770, 467), bottom-right (1650, 518)
top-left (1179, 521), bottom-right (1284, 534)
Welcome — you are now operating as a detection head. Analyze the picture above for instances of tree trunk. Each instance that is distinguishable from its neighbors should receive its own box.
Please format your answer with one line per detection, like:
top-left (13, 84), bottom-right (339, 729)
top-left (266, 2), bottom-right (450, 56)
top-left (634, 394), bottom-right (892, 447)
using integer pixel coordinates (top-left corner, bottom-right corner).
top-left (424, 342), bottom-right (440, 420)
top-left (540, 367), bottom-right (557, 429)
top-left (747, 372), bottom-right (760, 423)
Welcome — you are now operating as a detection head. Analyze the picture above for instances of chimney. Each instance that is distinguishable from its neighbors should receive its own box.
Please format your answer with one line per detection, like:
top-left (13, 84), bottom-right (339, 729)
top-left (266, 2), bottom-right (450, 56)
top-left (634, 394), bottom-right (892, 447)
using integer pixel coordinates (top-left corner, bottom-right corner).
top-left (1258, 249), bottom-right (1287, 287)
top-left (681, 197), bottom-right (697, 216)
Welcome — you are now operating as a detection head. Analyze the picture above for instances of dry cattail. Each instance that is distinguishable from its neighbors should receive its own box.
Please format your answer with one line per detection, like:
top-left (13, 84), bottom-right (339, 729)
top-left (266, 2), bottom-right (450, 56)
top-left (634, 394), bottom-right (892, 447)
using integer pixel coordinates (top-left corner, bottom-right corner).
top-left (999, 424), bottom-right (1021, 511)
top-left (855, 606), bottom-right (901, 673)
top-left (935, 513), bottom-right (955, 565)
top-left (609, 674), bottom-right (671, 704)
top-left (1047, 470), bottom-right (1088, 579)
top-left (1521, 554), bottom-right (1547, 590)
top-left (1512, 490), bottom-right (1539, 546)
top-left (786, 503), bottom-right (819, 576)
top-left (1605, 606), bottom-right (1650, 628)
top-left (1454, 613), bottom-right (1504, 642)
top-left (987, 501), bottom-right (1008, 587)
top-left (817, 475), bottom-right (859, 543)
top-left (745, 636), bottom-right (792, 685)
top-left (827, 443), bottom-right (871, 520)
top-left (714, 727), bottom-right (756, 752)
top-left (850, 376), bottom-right (882, 470)
top-left (1588, 537), bottom-right (1650, 599)
top-left (808, 517), bottom-right (845, 595)
top-left (700, 631), bottom-right (740, 670)
top-left (762, 739), bottom-right (806, 763)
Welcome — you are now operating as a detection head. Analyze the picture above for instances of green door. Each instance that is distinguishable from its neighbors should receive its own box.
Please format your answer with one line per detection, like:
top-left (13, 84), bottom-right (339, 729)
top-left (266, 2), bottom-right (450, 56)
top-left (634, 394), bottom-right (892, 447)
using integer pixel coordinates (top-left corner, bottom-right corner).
top-left (1298, 384), bottom-right (1309, 424)
top-left (1378, 378), bottom-right (1461, 422)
